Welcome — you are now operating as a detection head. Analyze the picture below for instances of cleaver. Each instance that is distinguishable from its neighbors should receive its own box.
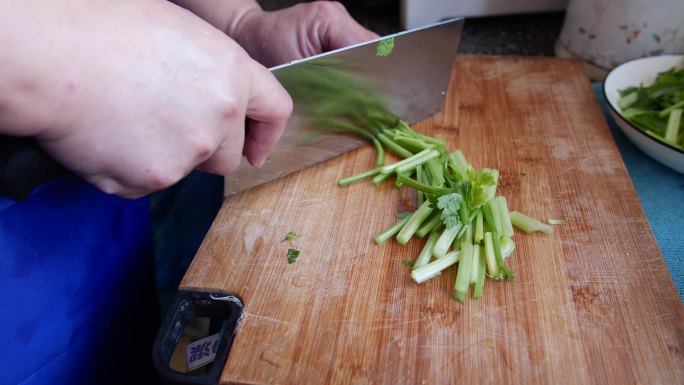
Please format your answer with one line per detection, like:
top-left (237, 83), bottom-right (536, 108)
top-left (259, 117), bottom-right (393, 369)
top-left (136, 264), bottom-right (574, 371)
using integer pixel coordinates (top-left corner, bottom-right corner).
top-left (224, 18), bottom-right (464, 196)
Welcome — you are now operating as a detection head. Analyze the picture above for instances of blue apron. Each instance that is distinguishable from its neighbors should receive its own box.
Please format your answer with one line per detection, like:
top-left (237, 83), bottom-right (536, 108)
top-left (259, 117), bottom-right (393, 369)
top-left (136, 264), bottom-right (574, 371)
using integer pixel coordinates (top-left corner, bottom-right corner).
top-left (0, 176), bottom-right (159, 385)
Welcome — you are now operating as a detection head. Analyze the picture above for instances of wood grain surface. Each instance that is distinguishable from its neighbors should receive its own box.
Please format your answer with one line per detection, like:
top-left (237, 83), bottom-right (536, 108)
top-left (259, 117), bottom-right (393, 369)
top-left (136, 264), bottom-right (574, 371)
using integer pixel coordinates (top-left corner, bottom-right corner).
top-left (181, 55), bottom-right (684, 384)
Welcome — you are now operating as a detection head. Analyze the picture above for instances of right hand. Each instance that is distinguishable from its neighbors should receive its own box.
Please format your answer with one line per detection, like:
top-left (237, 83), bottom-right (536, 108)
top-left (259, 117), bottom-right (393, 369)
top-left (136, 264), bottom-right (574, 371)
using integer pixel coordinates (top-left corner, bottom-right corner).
top-left (1, 0), bottom-right (292, 198)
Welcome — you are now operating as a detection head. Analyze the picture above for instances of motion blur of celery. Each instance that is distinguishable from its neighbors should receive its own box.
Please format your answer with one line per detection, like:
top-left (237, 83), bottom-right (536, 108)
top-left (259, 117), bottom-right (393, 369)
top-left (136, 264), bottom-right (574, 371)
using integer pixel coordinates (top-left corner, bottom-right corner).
top-left (277, 57), bottom-right (552, 302)
top-left (618, 66), bottom-right (684, 151)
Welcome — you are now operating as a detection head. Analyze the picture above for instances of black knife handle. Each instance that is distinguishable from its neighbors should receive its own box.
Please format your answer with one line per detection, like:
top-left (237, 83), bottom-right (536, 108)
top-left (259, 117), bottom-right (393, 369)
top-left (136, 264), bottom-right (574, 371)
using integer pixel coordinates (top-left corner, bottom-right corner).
top-left (0, 135), bottom-right (70, 201)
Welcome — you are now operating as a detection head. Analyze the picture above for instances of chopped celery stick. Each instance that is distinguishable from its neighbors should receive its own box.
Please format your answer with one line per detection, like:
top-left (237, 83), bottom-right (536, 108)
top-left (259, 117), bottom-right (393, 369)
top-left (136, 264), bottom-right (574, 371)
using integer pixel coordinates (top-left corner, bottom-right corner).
top-left (394, 136), bottom-right (435, 152)
top-left (500, 237), bottom-right (516, 260)
top-left (338, 167), bottom-right (381, 186)
top-left (425, 158), bottom-right (445, 186)
top-left (396, 174), bottom-right (452, 195)
top-left (396, 150), bottom-right (440, 174)
top-left (380, 148), bottom-right (434, 174)
top-left (472, 251), bottom-right (487, 299)
top-left (474, 211), bottom-right (484, 244)
top-left (665, 109), bottom-right (682, 144)
top-left (418, 134), bottom-right (446, 149)
top-left (397, 201), bottom-right (433, 244)
top-left (416, 213), bottom-right (442, 238)
top-left (453, 243), bottom-right (474, 302)
top-left (374, 214), bottom-right (412, 245)
top-left (484, 168), bottom-right (499, 201)
top-left (617, 91), bottom-right (638, 110)
top-left (481, 201), bottom-right (500, 235)
top-left (371, 172), bottom-right (393, 186)
top-left (372, 137), bottom-right (385, 166)
top-left (469, 244), bottom-right (480, 284)
top-left (491, 201), bottom-right (503, 238)
top-left (376, 132), bottom-right (413, 159)
top-left (416, 165), bottom-right (424, 206)
top-left (510, 211), bottom-right (553, 234)
top-left (484, 232), bottom-right (500, 278)
top-left (411, 250), bottom-right (459, 284)
top-left (459, 223), bottom-right (473, 247)
top-left (548, 219), bottom-right (567, 225)
top-left (433, 223), bottom-right (461, 259)
top-left (413, 232), bottom-right (440, 269)
top-left (495, 196), bottom-right (514, 238)
top-left (492, 232), bottom-right (514, 279)
top-left (448, 150), bottom-right (468, 181)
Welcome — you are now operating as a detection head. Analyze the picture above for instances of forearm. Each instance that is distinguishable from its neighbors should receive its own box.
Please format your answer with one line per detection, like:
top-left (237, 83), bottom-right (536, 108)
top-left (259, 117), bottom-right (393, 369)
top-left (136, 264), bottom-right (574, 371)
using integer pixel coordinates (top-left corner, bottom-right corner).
top-left (171, 0), bottom-right (261, 37)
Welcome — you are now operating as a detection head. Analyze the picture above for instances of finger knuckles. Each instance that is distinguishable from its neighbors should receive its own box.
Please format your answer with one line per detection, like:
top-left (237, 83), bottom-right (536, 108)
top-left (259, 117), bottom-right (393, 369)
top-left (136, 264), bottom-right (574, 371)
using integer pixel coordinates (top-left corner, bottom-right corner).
top-left (145, 166), bottom-right (185, 191)
top-left (308, 1), bottom-right (347, 20)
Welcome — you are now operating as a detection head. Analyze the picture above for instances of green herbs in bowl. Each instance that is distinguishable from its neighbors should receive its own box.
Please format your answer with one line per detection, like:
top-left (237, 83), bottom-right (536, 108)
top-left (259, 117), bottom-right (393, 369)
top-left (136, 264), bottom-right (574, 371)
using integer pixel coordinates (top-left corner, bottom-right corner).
top-left (603, 55), bottom-right (684, 174)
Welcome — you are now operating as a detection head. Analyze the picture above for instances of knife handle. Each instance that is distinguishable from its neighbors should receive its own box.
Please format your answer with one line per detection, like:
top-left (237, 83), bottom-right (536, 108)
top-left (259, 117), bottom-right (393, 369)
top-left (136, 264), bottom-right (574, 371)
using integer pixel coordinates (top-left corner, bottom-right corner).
top-left (0, 135), bottom-right (70, 201)
top-left (153, 290), bottom-right (243, 385)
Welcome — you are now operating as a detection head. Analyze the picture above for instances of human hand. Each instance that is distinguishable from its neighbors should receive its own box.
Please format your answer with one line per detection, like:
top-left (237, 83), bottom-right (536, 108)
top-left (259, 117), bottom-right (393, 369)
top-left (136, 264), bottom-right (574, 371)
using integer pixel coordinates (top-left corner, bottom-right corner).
top-left (2, 0), bottom-right (292, 198)
top-left (229, 1), bottom-right (379, 67)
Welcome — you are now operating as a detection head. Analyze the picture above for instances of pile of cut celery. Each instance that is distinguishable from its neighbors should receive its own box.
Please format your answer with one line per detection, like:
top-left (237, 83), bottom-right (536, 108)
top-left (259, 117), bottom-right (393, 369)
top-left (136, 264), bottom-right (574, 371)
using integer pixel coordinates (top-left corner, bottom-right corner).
top-left (275, 62), bottom-right (552, 302)
top-left (337, 121), bottom-right (552, 302)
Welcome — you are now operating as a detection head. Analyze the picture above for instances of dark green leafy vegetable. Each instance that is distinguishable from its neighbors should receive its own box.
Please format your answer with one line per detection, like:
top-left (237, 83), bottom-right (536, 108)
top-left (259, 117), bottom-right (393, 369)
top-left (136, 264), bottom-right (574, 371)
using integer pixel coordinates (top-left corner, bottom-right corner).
top-left (287, 248), bottom-right (300, 264)
top-left (617, 66), bottom-right (684, 150)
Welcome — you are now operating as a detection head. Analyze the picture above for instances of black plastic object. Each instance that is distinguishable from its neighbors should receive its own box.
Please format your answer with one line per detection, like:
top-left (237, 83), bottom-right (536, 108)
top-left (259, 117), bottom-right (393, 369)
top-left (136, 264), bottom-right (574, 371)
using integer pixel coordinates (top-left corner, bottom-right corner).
top-left (0, 135), bottom-right (69, 201)
top-left (153, 290), bottom-right (244, 385)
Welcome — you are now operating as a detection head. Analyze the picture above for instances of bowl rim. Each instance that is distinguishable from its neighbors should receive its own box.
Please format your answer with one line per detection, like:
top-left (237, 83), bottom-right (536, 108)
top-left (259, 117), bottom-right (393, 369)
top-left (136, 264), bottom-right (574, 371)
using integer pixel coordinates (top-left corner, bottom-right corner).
top-left (602, 54), bottom-right (684, 156)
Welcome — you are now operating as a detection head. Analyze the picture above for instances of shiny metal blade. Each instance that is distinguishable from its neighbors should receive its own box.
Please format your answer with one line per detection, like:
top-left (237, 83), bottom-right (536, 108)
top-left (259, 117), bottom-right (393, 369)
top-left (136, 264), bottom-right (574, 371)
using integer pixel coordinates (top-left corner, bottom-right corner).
top-left (224, 18), bottom-right (464, 196)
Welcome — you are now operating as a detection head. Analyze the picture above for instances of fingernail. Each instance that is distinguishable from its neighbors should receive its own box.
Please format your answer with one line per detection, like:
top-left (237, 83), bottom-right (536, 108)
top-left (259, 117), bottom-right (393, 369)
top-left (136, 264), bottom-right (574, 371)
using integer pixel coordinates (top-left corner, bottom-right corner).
top-left (254, 155), bottom-right (267, 168)
top-left (97, 177), bottom-right (123, 195)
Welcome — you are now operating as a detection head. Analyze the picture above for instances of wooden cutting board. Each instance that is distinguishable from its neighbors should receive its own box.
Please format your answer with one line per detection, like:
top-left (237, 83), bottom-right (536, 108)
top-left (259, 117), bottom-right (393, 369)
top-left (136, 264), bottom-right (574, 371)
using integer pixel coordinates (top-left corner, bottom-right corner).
top-left (180, 55), bottom-right (684, 384)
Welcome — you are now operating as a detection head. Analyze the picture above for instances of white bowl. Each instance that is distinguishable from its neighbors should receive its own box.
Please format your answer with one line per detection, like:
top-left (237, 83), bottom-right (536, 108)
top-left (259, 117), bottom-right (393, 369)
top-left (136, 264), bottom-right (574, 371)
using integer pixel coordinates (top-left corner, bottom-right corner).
top-left (603, 55), bottom-right (684, 174)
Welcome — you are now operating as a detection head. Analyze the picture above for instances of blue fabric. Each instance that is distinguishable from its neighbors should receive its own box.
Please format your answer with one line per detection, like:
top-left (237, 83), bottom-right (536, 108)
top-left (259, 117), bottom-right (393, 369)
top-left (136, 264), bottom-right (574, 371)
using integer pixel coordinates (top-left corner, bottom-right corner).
top-left (149, 171), bottom-right (223, 315)
top-left (0, 176), bottom-right (159, 385)
top-left (594, 83), bottom-right (684, 302)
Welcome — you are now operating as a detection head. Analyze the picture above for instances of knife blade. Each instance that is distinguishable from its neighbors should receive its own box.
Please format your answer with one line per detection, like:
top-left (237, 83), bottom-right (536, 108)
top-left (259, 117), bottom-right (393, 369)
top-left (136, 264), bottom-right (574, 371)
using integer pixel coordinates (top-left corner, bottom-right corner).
top-left (223, 18), bottom-right (464, 196)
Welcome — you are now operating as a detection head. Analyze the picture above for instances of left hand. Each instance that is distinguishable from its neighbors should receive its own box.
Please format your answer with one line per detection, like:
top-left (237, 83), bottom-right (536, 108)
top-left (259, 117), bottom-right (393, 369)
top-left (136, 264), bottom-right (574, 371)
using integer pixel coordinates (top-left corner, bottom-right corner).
top-left (229, 1), bottom-right (379, 67)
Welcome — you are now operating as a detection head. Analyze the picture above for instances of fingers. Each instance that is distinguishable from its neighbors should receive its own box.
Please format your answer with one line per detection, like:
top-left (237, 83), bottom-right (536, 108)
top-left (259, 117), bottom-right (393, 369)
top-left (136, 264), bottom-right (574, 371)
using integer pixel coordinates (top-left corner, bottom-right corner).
top-left (242, 64), bottom-right (293, 167)
top-left (314, 1), bottom-right (379, 50)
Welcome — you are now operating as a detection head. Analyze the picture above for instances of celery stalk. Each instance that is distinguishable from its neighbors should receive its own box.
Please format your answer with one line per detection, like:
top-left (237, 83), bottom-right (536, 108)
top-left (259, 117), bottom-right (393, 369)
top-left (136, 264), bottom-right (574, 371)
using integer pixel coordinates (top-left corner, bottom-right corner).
top-left (510, 211), bottom-right (553, 234)
top-left (453, 243), bottom-right (474, 302)
top-left (374, 214), bottom-right (412, 245)
top-left (413, 232), bottom-right (440, 269)
top-left (492, 232), bottom-right (514, 279)
top-left (665, 109), bottom-right (682, 144)
top-left (411, 250), bottom-right (459, 284)
top-left (472, 251), bottom-right (487, 299)
top-left (397, 201), bottom-right (433, 244)
top-left (495, 196), bottom-right (515, 238)
top-left (338, 167), bottom-right (381, 186)
top-left (481, 202), bottom-right (500, 235)
top-left (432, 223), bottom-right (461, 259)
top-left (380, 148), bottom-right (434, 174)
top-left (484, 232), bottom-right (500, 278)
top-left (484, 169), bottom-right (499, 201)
top-left (415, 213), bottom-right (442, 238)
top-left (469, 244), bottom-right (480, 284)
top-left (500, 237), bottom-right (516, 260)
top-left (376, 132), bottom-right (413, 159)
top-left (474, 211), bottom-right (484, 244)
